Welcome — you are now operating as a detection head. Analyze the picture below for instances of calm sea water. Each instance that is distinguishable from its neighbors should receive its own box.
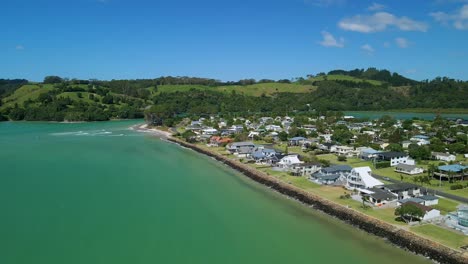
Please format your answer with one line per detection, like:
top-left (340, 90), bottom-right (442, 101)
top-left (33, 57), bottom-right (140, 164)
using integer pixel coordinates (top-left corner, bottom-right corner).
top-left (0, 121), bottom-right (431, 264)
top-left (344, 111), bottom-right (468, 120)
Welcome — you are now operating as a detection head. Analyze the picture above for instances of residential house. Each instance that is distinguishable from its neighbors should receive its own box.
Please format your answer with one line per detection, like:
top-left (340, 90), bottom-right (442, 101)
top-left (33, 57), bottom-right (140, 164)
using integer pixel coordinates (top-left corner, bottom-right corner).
top-left (395, 164), bottom-right (424, 175)
top-left (359, 148), bottom-right (380, 160)
top-left (318, 142), bottom-right (337, 152)
top-left (344, 166), bottom-right (384, 190)
top-left (277, 155), bottom-right (303, 170)
top-left (265, 125), bottom-right (282, 132)
top-left (432, 152), bottom-right (456, 162)
top-left (289, 137), bottom-right (307, 146)
top-left (319, 133), bottom-right (333, 143)
top-left (384, 183), bottom-right (421, 200)
top-left (310, 165), bottom-right (352, 185)
top-left (202, 128), bottom-right (218, 135)
top-left (335, 146), bottom-right (356, 157)
top-left (435, 164), bottom-right (467, 181)
top-left (377, 152), bottom-right (413, 166)
top-left (402, 141), bottom-right (412, 149)
top-left (251, 148), bottom-right (278, 164)
top-left (291, 162), bottom-right (322, 177)
top-left (410, 135), bottom-right (430, 146)
top-left (209, 136), bottom-right (233, 147)
top-left (362, 187), bottom-right (397, 206)
top-left (399, 201), bottom-right (441, 221)
top-left (419, 195), bottom-right (439, 206)
top-left (227, 142), bottom-right (256, 154)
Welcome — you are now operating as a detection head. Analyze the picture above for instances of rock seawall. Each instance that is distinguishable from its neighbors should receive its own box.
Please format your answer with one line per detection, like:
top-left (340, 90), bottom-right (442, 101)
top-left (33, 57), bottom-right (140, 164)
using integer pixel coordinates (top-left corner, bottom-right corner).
top-left (168, 137), bottom-right (468, 264)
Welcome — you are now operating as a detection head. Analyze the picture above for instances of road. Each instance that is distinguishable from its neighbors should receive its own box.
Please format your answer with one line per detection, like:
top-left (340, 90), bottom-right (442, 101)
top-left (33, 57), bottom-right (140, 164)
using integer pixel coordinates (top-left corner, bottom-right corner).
top-left (372, 173), bottom-right (468, 204)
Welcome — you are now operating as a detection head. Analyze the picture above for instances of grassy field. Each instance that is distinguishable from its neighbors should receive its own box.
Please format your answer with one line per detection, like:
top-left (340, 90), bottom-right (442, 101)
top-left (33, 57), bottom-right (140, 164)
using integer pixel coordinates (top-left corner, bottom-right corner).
top-left (411, 224), bottom-right (468, 249)
top-left (155, 83), bottom-right (316, 96)
top-left (1, 84), bottom-right (54, 109)
top-left (309, 74), bottom-right (382, 86)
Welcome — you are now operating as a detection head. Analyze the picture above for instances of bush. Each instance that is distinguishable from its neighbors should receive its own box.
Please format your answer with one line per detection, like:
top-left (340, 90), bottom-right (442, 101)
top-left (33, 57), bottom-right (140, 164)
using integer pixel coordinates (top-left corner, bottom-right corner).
top-left (375, 161), bottom-right (391, 169)
top-left (450, 184), bottom-right (464, 190)
top-left (337, 155), bottom-right (347, 162)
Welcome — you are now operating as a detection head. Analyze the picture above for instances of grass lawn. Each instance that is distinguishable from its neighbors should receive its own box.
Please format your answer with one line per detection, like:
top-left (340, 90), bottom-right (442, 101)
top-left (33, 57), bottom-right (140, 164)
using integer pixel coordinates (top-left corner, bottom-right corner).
top-left (316, 154), bottom-right (372, 167)
top-left (433, 198), bottom-right (460, 215)
top-left (411, 224), bottom-right (468, 249)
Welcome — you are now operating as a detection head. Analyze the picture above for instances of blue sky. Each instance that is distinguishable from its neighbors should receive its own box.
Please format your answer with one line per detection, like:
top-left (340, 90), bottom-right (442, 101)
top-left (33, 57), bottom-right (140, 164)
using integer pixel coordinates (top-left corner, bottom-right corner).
top-left (1, 0), bottom-right (468, 81)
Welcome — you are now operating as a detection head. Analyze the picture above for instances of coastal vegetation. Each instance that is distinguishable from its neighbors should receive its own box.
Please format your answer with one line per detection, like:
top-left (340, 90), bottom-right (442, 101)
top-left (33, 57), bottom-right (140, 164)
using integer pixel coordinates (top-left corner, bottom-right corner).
top-left (1, 68), bottom-right (468, 122)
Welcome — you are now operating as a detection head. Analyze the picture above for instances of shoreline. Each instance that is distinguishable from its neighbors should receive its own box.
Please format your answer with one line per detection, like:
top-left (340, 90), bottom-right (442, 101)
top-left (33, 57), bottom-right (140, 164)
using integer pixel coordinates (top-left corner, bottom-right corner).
top-left (134, 123), bottom-right (467, 264)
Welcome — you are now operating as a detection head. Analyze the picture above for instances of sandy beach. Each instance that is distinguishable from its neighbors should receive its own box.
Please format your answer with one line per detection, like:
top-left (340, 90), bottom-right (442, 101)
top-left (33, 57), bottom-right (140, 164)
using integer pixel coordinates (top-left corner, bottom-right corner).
top-left (130, 123), bottom-right (173, 139)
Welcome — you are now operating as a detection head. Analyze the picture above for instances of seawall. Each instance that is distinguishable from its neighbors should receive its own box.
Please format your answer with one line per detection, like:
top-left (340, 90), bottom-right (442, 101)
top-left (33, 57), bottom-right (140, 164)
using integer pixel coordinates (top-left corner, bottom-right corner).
top-left (168, 137), bottom-right (468, 264)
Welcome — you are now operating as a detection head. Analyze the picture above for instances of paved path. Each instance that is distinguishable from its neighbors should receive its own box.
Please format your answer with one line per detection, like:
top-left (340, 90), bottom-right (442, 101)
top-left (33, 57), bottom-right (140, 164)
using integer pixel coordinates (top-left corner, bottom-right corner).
top-left (372, 173), bottom-right (468, 204)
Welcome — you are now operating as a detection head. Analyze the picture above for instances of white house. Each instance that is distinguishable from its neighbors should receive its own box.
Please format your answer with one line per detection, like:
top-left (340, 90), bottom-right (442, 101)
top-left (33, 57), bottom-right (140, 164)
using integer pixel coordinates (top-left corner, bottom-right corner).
top-left (345, 166), bottom-right (384, 190)
top-left (202, 128), bottom-right (218, 135)
top-left (410, 135), bottom-right (430, 146)
top-left (291, 162), bottom-right (322, 176)
top-left (401, 201), bottom-right (441, 221)
top-left (395, 164), bottom-right (424, 175)
top-left (278, 155), bottom-right (303, 169)
top-left (432, 152), bottom-right (456, 162)
top-left (265, 125), bottom-right (282, 132)
top-left (335, 146), bottom-right (355, 157)
top-left (377, 152), bottom-right (413, 166)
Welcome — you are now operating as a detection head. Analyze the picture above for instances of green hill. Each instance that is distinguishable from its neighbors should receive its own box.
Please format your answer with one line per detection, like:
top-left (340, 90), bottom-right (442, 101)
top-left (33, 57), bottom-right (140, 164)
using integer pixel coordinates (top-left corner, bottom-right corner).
top-left (309, 74), bottom-right (382, 86)
top-left (155, 83), bottom-right (316, 96)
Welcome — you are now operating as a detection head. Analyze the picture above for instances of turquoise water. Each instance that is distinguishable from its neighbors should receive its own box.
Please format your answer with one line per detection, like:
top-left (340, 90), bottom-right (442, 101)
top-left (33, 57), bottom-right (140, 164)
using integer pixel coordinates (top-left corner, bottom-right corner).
top-left (344, 111), bottom-right (468, 120)
top-left (0, 121), bottom-right (431, 264)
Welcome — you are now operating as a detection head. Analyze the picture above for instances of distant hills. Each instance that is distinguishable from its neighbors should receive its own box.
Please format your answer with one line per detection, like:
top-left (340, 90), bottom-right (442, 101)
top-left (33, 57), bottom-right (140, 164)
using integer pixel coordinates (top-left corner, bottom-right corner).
top-left (0, 68), bottom-right (467, 122)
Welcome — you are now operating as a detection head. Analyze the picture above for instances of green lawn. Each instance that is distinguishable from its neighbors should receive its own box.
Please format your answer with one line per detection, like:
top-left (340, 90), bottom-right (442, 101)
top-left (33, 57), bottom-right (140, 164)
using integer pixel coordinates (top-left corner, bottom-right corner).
top-left (411, 224), bottom-right (468, 249)
top-left (433, 198), bottom-right (459, 215)
top-left (316, 154), bottom-right (372, 167)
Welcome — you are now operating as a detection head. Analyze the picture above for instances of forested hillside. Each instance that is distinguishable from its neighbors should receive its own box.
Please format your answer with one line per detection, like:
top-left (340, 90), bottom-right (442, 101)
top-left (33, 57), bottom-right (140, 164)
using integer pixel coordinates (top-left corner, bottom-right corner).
top-left (1, 69), bottom-right (467, 122)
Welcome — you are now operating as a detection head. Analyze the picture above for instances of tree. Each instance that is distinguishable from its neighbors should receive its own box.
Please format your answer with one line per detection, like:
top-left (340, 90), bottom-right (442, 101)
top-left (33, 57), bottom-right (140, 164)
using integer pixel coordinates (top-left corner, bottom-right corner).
top-left (395, 203), bottom-right (425, 223)
top-left (101, 94), bottom-right (114, 104)
top-left (278, 131), bottom-right (288, 142)
top-left (43, 76), bottom-right (63, 84)
top-left (387, 143), bottom-right (403, 152)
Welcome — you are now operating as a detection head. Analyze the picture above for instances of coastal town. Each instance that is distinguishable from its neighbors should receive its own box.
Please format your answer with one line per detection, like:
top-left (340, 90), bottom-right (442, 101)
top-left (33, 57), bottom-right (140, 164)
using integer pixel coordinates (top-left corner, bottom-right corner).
top-left (161, 113), bottom-right (468, 250)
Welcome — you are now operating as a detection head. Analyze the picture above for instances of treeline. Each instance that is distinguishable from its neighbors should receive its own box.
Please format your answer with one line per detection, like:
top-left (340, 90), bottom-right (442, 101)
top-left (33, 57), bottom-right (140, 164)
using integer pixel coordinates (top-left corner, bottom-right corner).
top-left (0, 79), bottom-right (28, 97)
top-left (326, 68), bottom-right (417, 86)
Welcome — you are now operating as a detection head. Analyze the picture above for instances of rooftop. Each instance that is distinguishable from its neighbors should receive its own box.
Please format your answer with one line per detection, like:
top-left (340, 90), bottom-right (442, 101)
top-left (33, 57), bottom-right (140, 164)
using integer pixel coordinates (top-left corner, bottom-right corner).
top-left (385, 182), bottom-right (419, 192)
top-left (378, 152), bottom-right (408, 159)
top-left (438, 164), bottom-right (467, 172)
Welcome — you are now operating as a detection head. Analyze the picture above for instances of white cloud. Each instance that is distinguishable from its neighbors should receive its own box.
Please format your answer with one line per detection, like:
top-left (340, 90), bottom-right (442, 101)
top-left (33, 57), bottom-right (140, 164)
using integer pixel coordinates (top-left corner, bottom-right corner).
top-left (395, 37), bottom-right (410, 48)
top-left (383, 41), bottom-right (391, 47)
top-left (15, 45), bottom-right (24, 50)
top-left (368, 3), bottom-right (386, 11)
top-left (430, 4), bottom-right (468, 30)
top-left (361, 44), bottom-right (375, 54)
top-left (338, 12), bottom-right (428, 33)
top-left (319, 31), bottom-right (345, 48)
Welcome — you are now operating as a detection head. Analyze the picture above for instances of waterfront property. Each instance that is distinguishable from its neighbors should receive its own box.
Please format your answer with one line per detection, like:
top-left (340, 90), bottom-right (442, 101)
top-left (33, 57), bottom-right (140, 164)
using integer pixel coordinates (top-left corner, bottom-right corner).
top-left (384, 183), bottom-right (421, 200)
top-left (401, 201), bottom-right (441, 221)
top-left (344, 167), bottom-right (383, 190)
